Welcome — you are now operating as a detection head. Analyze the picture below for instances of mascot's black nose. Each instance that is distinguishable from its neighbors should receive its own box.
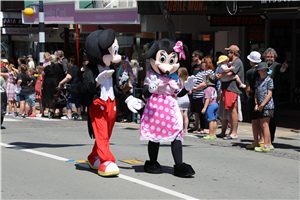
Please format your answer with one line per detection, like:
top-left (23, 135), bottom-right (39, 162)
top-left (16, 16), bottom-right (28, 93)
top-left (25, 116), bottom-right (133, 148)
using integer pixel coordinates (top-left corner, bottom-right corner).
top-left (166, 71), bottom-right (170, 75)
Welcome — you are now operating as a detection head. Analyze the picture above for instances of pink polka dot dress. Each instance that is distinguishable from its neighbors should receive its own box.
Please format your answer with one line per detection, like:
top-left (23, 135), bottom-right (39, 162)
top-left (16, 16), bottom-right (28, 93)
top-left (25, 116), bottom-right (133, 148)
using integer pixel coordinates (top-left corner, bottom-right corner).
top-left (140, 71), bottom-right (183, 143)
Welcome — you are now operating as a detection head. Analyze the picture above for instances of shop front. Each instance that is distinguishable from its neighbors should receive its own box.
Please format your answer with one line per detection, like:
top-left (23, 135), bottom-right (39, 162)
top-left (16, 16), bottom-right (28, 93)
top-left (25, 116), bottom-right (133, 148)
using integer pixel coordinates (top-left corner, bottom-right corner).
top-left (138, 1), bottom-right (300, 104)
top-left (20, 0), bottom-right (142, 65)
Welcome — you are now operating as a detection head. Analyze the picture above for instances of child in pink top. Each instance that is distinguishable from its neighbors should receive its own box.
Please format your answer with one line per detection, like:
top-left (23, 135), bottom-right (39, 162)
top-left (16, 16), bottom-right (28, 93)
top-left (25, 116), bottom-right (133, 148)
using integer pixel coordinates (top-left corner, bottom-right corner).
top-left (201, 74), bottom-right (219, 139)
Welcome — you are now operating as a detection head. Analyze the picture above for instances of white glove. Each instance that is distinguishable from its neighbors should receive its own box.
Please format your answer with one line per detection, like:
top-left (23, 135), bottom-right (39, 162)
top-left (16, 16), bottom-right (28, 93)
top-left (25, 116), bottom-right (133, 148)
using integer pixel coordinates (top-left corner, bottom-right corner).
top-left (125, 95), bottom-right (144, 113)
top-left (184, 75), bottom-right (196, 91)
top-left (146, 75), bottom-right (160, 93)
top-left (95, 69), bottom-right (115, 85)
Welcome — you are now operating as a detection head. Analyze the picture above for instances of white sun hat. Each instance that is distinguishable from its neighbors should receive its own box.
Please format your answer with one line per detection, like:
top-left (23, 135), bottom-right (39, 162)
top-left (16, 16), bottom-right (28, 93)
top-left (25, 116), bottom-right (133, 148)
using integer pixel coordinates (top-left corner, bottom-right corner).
top-left (247, 51), bottom-right (262, 63)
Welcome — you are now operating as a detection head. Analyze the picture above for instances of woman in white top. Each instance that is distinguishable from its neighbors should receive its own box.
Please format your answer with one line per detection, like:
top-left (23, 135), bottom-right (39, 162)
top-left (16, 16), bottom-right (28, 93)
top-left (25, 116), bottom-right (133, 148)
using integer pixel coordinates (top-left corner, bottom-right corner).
top-left (177, 67), bottom-right (190, 134)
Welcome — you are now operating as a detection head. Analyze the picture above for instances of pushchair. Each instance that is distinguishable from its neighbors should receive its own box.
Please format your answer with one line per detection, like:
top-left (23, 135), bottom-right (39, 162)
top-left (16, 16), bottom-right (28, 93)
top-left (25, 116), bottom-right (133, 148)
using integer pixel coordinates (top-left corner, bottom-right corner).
top-left (48, 84), bottom-right (79, 119)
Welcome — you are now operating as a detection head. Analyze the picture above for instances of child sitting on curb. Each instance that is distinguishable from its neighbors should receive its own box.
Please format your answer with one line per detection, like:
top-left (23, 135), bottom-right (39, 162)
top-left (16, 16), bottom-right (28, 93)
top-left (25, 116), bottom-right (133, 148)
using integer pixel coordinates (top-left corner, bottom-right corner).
top-left (201, 74), bottom-right (219, 139)
top-left (217, 55), bottom-right (246, 88)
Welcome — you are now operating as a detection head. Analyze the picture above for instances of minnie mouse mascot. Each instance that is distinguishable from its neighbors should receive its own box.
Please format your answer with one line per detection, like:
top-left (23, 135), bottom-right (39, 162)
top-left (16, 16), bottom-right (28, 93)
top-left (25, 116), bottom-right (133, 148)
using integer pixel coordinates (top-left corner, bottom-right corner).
top-left (83, 25), bottom-right (143, 177)
top-left (141, 39), bottom-right (196, 177)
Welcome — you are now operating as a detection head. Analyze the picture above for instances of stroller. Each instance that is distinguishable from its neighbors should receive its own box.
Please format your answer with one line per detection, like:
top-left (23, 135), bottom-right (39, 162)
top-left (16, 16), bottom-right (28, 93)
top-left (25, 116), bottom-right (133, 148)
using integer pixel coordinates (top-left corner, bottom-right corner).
top-left (48, 84), bottom-right (79, 119)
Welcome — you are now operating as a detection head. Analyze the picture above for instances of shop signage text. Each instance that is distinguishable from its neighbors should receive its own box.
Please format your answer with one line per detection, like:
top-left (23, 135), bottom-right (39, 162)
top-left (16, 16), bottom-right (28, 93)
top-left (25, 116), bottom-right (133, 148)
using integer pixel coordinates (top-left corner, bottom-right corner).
top-left (166, 1), bottom-right (207, 12)
top-left (211, 15), bottom-right (264, 26)
top-left (261, 0), bottom-right (298, 4)
top-left (2, 28), bottom-right (56, 35)
top-left (248, 26), bottom-right (265, 41)
top-left (2, 18), bottom-right (27, 27)
top-left (44, 8), bottom-right (67, 19)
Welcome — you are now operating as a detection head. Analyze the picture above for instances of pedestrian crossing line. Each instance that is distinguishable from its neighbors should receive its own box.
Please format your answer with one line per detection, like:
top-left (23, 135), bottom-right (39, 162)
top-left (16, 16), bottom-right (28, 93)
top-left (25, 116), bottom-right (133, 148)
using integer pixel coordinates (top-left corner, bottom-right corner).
top-left (26, 117), bottom-right (61, 121)
top-left (1, 142), bottom-right (199, 200)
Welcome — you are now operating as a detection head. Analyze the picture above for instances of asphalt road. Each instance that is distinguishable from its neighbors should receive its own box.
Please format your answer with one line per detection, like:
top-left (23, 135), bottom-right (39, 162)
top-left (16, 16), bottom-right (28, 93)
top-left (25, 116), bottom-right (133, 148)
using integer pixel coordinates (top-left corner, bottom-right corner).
top-left (1, 117), bottom-right (299, 199)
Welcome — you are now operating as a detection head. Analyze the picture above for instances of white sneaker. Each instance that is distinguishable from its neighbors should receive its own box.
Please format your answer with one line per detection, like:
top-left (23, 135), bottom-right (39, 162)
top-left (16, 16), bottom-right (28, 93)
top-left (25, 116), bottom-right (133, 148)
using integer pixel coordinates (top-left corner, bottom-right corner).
top-left (61, 116), bottom-right (71, 120)
top-left (77, 116), bottom-right (82, 120)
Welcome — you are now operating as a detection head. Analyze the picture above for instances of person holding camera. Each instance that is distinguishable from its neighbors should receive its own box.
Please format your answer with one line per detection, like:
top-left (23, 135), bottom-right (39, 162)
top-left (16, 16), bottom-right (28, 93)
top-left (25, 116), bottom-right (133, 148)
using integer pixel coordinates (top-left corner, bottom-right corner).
top-left (116, 55), bottom-right (134, 123)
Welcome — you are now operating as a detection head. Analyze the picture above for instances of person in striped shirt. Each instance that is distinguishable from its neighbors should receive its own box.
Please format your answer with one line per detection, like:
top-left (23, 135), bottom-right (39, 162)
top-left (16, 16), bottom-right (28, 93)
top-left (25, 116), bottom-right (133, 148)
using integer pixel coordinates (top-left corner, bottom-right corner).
top-left (191, 56), bottom-right (215, 134)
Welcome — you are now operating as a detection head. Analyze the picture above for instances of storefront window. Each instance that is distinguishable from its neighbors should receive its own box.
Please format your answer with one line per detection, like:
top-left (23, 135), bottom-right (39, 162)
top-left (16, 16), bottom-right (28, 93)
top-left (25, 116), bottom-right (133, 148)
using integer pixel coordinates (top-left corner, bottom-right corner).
top-left (191, 33), bottom-right (214, 57)
top-left (1, 36), bottom-right (9, 59)
top-left (246, 25), bottom-right (265, 70)
top-left (14, 41), bottom-right (36, 60)
top-left (270, 19), bottom-right (293, 103)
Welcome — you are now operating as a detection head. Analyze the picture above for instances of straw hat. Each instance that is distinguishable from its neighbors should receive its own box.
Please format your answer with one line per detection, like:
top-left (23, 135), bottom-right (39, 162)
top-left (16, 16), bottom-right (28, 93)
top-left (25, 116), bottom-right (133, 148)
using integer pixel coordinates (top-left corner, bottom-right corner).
top-left (2, 59), bottom-right (8, 63)
top-left (217, 55), bottom-right (229, 65)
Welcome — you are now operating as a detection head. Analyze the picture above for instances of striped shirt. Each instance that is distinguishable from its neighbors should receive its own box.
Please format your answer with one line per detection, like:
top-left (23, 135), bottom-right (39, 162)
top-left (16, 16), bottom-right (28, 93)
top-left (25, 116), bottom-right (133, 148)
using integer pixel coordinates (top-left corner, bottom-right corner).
top-left (192, 69), bottom-right (214, 99)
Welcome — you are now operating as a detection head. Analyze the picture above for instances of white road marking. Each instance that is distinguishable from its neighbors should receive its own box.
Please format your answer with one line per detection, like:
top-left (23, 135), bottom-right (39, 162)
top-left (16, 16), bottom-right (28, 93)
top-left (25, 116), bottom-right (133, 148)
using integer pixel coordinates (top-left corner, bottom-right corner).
top-left (3, 118), bottom-right (21, 122)
top-left (26, 117), bottom-right (61, 121)
top-left (1, 143), bottom-right (69, 161)
top-left (119, 174), bottom-right (199, 200)
top-left (3, 117), bottom-right (61, 122)
top-left (1, 142), bottom-right (199, 200)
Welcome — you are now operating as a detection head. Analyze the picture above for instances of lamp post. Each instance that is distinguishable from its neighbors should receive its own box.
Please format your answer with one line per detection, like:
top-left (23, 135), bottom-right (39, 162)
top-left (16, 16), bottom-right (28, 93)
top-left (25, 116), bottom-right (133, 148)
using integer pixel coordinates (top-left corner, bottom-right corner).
top-left (24, 1), bottom-right (45, 65)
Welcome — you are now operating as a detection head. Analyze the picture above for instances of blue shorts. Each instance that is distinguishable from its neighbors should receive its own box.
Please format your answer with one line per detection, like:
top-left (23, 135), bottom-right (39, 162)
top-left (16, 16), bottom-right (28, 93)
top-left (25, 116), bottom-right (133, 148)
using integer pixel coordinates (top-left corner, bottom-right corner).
top-left (66, 92), bottom-right (82, 110)
top-left (205, 103), bottom-right (219, 122)
top-left (28, 93), bottom-right (36, 106)
top-left (19, 95), bottom-right (30, 101)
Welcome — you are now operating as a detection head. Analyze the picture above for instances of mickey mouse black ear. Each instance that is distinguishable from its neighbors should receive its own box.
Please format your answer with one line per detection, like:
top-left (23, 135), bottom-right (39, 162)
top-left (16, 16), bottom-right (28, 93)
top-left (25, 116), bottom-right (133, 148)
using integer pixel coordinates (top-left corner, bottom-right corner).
top-left (98, 29), bottom-right (115, 49)
top-left (98, 24), bottom-right (105, 30)
top-left (121, 55), bottom-right (126, 61)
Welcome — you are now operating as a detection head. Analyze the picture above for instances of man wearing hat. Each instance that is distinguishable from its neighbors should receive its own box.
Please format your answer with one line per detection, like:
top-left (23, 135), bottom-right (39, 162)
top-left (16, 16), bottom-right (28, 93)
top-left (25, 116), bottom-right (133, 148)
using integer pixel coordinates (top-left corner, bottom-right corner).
top-left (27, 55), bottom-right (36, 69)
top-left (216, 45), bottom-right (244, 140)
top-left (245, 51), bottom-right (264, 149)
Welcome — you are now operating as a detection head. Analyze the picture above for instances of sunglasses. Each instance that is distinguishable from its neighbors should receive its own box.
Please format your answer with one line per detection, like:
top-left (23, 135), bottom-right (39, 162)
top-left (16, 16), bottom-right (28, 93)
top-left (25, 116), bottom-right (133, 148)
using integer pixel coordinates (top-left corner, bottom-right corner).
top-left (191, 55), bottom-right (195, 58)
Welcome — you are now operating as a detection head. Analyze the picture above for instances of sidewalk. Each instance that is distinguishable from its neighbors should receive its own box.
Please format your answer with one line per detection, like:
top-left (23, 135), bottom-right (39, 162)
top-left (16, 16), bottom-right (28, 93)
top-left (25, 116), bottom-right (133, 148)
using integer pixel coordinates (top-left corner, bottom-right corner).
top-left (115, 121), bottom-right (300, 160)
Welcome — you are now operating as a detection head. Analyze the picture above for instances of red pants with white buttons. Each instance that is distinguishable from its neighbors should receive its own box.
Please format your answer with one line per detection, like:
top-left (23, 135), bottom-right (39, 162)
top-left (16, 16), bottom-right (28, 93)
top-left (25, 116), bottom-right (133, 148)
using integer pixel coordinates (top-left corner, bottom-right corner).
top-left (88, 97), bottom-right (117, 164)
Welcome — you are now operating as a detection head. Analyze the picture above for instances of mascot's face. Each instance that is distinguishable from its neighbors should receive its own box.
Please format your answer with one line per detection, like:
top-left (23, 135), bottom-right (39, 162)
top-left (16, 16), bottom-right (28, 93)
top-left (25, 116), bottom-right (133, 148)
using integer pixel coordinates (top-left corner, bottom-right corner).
top-left (150, 50), bottom-right (180, 75)
top-left (103, 39), bottom-right (122, 66)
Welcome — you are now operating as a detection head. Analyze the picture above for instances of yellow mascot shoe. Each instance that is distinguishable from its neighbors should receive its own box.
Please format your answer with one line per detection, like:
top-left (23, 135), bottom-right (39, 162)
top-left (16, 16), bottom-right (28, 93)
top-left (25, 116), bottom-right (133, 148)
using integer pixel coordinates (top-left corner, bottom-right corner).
top-left (87, 156), bottom-right (100, 170)
top-left (98, 161), bottom-right (120, 177)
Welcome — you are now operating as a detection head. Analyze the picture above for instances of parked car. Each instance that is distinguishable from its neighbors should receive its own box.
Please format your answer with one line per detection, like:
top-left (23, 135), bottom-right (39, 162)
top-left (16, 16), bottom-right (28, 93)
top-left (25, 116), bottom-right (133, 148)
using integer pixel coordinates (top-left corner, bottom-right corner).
top-left (1, 84), bottom-right (7, 125)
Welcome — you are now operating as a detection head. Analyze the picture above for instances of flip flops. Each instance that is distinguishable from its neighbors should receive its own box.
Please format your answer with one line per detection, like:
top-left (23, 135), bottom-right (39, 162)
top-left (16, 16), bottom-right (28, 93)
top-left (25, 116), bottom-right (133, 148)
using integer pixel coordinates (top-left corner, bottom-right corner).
top-left (216, 133), bottom-right (226, 138)
top-left (223, 135), bottom-right (238, 140)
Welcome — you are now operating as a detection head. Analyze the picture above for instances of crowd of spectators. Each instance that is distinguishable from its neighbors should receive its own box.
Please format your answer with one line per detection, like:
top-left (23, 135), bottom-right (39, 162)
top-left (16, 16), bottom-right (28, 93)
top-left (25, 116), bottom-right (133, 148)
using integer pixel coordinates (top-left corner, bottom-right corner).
top-left (1, 45), bottom-right (288, 152)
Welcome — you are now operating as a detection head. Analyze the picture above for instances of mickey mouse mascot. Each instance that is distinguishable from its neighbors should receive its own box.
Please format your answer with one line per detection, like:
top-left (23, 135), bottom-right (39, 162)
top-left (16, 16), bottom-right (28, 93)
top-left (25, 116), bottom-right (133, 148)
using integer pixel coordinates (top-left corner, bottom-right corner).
top-left (141, 39), bottom-right (196, 177)
top-left (83, 25), bottom-right (143, 177)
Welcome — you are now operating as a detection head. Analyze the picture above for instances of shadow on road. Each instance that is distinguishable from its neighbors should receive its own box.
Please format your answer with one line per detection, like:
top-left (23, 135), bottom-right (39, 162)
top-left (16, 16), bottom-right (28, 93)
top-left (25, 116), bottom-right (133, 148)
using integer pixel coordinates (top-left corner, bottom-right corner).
top-left (236, 139), bottom-right (300, 152)
top-left (9, 142), bottom-right (86, 149)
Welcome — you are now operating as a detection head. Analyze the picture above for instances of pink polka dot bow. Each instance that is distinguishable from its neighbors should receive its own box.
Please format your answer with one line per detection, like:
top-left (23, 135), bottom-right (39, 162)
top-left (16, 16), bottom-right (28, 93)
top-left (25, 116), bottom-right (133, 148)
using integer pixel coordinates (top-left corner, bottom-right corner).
top-left (173, 41), bottom-right (186, 60)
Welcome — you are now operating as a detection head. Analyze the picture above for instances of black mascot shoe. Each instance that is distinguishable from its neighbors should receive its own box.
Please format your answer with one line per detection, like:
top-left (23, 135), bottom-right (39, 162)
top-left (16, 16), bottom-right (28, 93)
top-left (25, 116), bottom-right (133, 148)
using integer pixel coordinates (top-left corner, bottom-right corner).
top-left (173, 162), bottom-right (195, 177)
top-left (144, 160), bottom-right (163, 174)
